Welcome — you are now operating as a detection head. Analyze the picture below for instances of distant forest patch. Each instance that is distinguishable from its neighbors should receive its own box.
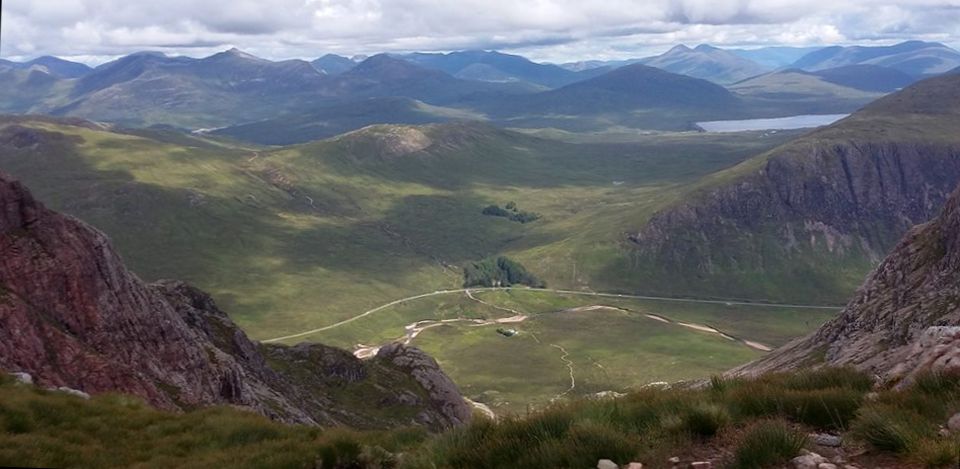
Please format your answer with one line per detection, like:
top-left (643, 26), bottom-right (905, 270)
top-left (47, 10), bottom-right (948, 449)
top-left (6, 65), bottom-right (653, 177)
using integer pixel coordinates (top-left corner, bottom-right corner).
top-left (481, 201), bottom-right (541, 224)
top-left (463, 256), bottom-right (545, 288)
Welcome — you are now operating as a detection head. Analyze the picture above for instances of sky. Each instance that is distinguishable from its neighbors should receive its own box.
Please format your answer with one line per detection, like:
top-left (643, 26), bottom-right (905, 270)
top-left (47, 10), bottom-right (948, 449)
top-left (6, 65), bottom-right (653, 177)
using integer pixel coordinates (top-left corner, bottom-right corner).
top-left (2, 0), bottom-right (960, 64)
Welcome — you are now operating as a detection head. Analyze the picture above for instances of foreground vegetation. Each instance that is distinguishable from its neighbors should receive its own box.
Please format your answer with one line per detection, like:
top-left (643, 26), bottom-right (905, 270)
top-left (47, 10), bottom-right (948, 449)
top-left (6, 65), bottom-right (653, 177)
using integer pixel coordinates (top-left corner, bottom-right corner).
top-left (5, 368), bottom-right (960, 468)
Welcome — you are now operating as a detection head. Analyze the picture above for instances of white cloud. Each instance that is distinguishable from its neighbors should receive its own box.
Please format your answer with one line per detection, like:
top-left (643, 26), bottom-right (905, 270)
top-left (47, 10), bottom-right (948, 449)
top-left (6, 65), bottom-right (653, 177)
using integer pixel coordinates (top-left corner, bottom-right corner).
top-left (1, 0), bottom-right (959, 63)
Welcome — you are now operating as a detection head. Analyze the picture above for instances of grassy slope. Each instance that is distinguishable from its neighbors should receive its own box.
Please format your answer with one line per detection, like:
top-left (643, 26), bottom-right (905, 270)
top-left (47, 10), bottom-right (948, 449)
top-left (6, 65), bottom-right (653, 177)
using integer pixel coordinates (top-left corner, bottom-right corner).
top-left (0, 376), bottom-right (427, 469)
top-left (0, 119), bottom-right (798, 337)
top-left (0, 118), bottom-right (831, 411)
top-left (4, 368), bottom-right (959, 469)
top-left (607, 91), bottom-right (960, 305)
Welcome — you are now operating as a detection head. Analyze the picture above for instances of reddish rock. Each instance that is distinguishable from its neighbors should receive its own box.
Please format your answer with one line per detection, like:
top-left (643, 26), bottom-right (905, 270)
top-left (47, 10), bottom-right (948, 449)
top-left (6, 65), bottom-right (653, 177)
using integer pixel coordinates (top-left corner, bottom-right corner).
top-left (0, 171), bottom-right (467, 429)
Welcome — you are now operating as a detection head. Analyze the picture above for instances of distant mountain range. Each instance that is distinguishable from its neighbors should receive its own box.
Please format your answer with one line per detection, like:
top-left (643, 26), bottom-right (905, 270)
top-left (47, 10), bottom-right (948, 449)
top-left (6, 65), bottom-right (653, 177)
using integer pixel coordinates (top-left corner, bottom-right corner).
top-left (639, 44), bottom-right (771, 84)
top-left (499, 62), bottom-right (739, 114)
top-left (0, 56), bottom-right (92, 78)
top-left (728, 46), bottom-right (824, 69)
top-left (0, 50), bottom-right (533, 129)
top-left (217, 61), bottom-right (742, 144)
top-left (559, 46), bottom-right (820, 73)
top-left (728, 65), bottom-right (918, 114)
top-left (1, 41), bottom-right (958, 140)
top-left (789, 40), bottom-right (960, 76)
top-left (397, 50), bottom-right (608, 88)
top-left (311, 54), bottom-right (359, 75)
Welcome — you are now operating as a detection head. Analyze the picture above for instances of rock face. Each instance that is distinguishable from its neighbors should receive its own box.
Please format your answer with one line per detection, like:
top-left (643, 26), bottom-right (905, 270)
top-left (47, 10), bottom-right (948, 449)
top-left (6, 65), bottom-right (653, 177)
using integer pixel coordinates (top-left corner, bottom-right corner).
top-left (733, 181), bottom-right (960, 382)
top-left (0, 171), bottom-right (468, 429)
top-left (376, 343), bottom-right (473, 427)
top-left (628, 74), bottom-right (960, 302)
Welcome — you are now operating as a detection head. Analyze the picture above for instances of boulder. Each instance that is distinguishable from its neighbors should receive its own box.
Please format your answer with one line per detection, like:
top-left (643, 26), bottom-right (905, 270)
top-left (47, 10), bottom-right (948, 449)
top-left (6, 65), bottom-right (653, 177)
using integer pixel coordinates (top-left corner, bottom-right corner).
top-left (792, 452), bottom-right (828, 469)
top-left (811, 433), bottom-right (842, 447)
top-left (9, 372), bottom-right (32, 385)
top-left (948, 412), bottom-right (960, 432)
top-left (597, 459), bottom-right (619, 469)
top-left (55, 386), bottom-right (91, 399)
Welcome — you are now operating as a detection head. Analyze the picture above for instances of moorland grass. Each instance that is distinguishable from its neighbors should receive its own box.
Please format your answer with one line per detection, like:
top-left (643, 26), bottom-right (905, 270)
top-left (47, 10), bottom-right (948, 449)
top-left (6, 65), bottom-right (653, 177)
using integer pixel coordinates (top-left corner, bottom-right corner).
top-left (730, 419), bottom-right (808, 469)
top-left (6, 367), bottom-right (960, 468)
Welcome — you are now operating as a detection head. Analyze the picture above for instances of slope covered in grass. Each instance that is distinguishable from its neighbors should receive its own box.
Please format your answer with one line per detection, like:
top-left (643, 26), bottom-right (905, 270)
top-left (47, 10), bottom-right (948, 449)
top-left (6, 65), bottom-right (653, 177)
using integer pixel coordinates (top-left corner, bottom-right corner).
top-left (626, 73), bottom-right (960, 304)
top-left (0, 117), bottom-right (796, 341)
top-left (5, 368), bottom-right (959, 468)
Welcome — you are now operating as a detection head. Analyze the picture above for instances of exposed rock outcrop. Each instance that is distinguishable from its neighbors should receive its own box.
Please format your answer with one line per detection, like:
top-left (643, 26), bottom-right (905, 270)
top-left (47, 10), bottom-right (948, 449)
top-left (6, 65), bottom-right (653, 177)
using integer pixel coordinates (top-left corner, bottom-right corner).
top-left (0, 171), bottom-right (468, 429)
top-left (628, 74), bottom-right (960, 302)
top-left (376, 343), bottom-right (473, 427)
top-left (733, 181), bottom-right (960, 383)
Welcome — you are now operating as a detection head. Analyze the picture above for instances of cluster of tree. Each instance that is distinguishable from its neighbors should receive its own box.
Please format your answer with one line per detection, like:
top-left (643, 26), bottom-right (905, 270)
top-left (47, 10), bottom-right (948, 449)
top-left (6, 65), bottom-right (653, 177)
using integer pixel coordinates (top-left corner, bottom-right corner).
top-left (463, 256), bottom-right (545, 288)
top-left (481, 201), bottom-right (541, 224)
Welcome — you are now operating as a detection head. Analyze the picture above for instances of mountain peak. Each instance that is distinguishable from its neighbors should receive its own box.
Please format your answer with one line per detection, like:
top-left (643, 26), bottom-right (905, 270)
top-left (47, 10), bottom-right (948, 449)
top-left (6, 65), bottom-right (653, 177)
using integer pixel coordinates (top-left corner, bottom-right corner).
top-left (212, 48), bottom-right (263, 61)
top-left (348, 53), bottom-right (444, 80)
top-left (666, 44), bottom-right (693, 54)
top-left (643, 43), bottom-right (768, 84)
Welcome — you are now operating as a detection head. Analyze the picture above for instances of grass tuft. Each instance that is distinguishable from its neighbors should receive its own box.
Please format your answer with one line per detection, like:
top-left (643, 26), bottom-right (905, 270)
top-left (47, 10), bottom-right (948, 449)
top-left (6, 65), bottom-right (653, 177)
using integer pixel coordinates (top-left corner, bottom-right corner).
top-left (731, 420), bottom-right (807, 469)
top-left (682, 402), bottom-right (731, 437)
top-left (910, 438), bottom-right (959, 468)
top-left (851, 405), bottom-right (929, 453)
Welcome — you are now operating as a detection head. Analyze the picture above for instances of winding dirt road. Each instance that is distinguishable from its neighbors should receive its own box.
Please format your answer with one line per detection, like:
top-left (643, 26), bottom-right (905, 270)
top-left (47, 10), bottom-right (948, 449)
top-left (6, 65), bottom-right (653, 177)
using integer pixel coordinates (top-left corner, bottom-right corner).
top-left (262, 287), bottom-right (839, 343)
top-left (562, 304), bottom-right (774, 351)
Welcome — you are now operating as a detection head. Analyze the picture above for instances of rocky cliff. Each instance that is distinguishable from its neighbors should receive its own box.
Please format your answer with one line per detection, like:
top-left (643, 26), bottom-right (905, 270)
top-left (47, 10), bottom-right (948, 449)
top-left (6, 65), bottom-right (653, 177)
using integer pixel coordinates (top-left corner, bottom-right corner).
top-left (627, 74), bottom-right (960, 303)
top-left (0, 171), bottom-right (470, 429)
top-left (733, 181), bottom-right (960, 383)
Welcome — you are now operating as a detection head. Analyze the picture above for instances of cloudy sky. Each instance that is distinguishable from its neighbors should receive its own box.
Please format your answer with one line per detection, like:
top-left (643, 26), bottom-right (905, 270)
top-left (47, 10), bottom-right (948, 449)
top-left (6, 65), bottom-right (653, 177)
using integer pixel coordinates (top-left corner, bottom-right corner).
top-left (2, 0), bottom-right (960, 64)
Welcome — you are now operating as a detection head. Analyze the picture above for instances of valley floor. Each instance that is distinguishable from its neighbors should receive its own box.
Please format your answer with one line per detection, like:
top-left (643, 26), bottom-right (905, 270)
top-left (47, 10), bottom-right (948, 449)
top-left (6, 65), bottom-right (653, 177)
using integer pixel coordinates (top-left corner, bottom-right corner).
top-left (0, 118), bottom-right (841, 413)
top-left (272, 288), bottom-right (838, 413)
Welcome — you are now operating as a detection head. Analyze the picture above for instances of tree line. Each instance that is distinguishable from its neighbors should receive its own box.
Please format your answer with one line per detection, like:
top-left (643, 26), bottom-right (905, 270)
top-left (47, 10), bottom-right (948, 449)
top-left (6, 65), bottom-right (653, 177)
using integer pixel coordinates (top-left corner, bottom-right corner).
top-left (463, 256), bottom-right (545, 288)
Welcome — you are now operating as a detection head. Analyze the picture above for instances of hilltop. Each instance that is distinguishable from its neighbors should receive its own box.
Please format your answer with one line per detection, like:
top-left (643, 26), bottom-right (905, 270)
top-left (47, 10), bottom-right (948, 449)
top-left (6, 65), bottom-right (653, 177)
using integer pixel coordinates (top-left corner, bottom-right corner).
top-left (0, 56), bottom-right (91, 78)
top-left (640, 44), bottom-right (769, 84)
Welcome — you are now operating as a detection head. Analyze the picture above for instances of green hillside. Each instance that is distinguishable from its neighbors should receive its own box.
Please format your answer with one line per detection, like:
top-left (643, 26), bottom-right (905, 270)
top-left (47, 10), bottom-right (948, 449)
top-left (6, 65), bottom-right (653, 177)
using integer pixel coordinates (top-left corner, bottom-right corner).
top-left (622, 74), bottom-right (960, 305)
top-left (4, 368), bottom-right (959, 468)
top-left (0, 117), bottom-right (800, 336)
top-left (0, 117), bottom-right (823, 409)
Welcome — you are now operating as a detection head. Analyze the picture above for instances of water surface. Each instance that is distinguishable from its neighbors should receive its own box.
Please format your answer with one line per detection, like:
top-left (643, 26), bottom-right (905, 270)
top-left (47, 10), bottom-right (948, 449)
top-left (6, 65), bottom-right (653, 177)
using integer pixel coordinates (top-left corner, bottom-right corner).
top-left (697, 114), bottom-right (849, 132)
